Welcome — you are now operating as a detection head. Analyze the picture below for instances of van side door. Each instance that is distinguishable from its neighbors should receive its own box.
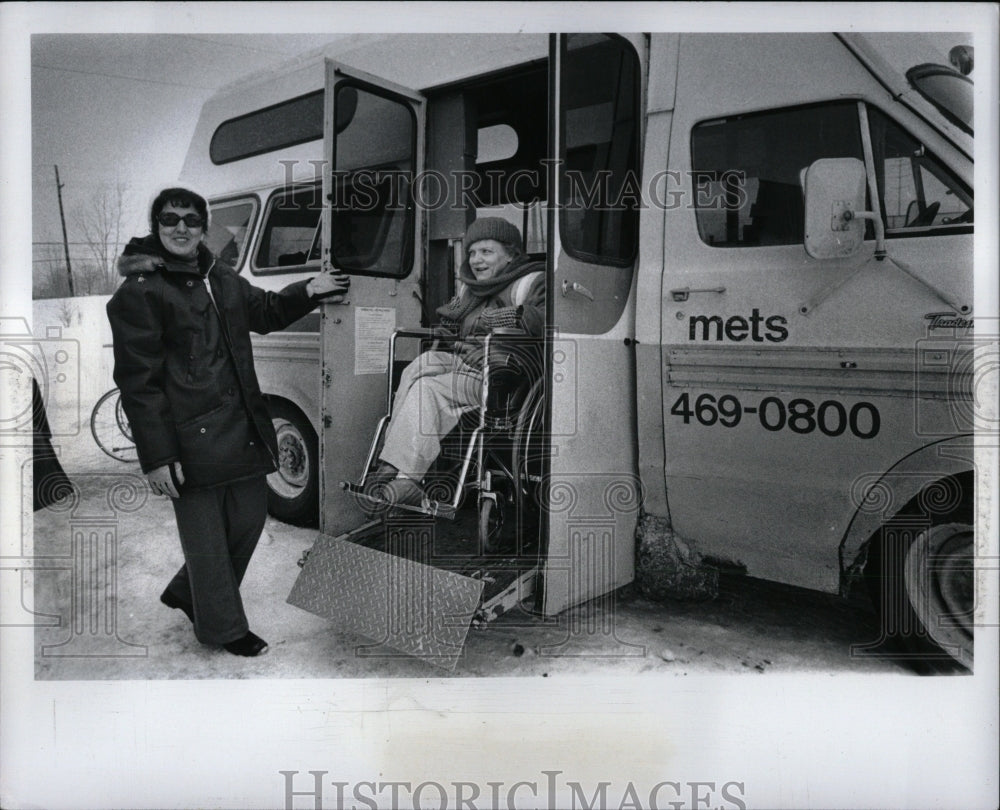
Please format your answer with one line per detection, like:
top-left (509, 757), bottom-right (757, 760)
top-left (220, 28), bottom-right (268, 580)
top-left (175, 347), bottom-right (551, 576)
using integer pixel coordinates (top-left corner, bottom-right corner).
top-left (319, 64), bottom-right (426, 536)
top-left (540, 34), bottom-right (645, 615)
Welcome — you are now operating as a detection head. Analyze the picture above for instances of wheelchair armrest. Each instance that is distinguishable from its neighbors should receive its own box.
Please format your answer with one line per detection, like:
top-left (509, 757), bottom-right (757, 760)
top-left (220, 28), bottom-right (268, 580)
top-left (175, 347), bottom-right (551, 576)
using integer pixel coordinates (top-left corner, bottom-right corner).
top-left (483, 329), bottom-right (542, 388)
top-left (390, 327), bottom-right (457, 358)
top-left (485, 327), bottom-right (529, 338)
top-left (392, 327), bottom-right (456, 340)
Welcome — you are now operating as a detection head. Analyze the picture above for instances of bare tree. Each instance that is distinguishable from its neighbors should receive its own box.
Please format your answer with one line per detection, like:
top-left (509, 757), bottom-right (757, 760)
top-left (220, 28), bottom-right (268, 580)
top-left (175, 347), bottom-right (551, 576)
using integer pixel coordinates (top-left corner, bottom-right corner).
top-left (76, 180), bottom-right (130, 295)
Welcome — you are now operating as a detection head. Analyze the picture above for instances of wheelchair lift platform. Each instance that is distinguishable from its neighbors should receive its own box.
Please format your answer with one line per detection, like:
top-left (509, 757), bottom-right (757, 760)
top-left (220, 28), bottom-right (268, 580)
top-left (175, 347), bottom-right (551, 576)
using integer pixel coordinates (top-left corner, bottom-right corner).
top-left (287, 512), bottom-right (540, 671)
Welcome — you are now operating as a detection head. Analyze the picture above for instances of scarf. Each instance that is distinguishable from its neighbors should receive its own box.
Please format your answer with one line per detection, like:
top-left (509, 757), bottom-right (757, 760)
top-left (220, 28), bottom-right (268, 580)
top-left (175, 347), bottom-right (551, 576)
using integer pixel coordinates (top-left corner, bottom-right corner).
top-left (435, 255), bottom-right (544, 324)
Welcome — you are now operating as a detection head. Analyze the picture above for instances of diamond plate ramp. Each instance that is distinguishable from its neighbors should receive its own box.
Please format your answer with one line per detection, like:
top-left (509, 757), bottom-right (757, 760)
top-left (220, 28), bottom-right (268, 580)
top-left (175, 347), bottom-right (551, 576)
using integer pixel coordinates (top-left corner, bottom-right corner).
top-left (287, 529), bottom-right (485, 671)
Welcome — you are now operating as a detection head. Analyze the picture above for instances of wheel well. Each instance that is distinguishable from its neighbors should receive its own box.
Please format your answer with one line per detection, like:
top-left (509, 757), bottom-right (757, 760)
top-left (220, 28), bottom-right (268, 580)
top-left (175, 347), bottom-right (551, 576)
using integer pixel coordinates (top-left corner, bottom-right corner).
top-left (847, 470), bottom-right (974, 598)
top-left (263, 395), bottom-right (315, 430)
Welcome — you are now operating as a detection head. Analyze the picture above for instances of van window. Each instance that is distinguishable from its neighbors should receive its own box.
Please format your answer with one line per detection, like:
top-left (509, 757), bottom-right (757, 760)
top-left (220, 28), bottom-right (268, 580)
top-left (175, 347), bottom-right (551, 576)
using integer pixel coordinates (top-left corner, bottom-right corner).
top-left (206, 197), bottom-right (257, 271)
top-left (691, 102), bottom-right (973, 247)
top-left (559, 34), bottom-right (641, 265)
top-left (477, 125), bottom-right (519, 164)
top-left (867, 107), bottom-right (973, 232)
top-left (329, 82), bottom-right (416, 277)
top-left (691, 102), bottom-right (864, 247)
top-left (252, 186), bottom-right (322, 275)
top-left (210, 91), bottom-right (323, 165)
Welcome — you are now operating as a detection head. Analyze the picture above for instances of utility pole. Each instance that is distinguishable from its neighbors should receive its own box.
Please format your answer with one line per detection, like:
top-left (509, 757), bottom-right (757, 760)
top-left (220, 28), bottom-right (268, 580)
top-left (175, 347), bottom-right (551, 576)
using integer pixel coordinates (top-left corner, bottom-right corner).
top-left (54, 165), bottom-right (74, 297)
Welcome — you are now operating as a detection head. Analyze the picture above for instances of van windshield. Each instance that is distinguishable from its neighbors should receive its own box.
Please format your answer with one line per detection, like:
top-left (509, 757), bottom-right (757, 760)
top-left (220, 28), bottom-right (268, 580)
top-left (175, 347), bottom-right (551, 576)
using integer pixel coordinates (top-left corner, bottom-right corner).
top-left (906, 64), bottom-right (973, 135)
top-left (862, 33), bottom-right (974, 135)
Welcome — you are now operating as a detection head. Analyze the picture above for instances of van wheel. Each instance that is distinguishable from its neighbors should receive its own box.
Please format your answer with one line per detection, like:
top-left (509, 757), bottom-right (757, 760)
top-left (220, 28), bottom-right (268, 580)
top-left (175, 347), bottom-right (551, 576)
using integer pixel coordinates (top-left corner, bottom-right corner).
top-left (903, 523), bottom-right (974, 665)
top-left (866, 501), bottom-right (973, 673)
top-left (265, 399), bottom-right (318, 527)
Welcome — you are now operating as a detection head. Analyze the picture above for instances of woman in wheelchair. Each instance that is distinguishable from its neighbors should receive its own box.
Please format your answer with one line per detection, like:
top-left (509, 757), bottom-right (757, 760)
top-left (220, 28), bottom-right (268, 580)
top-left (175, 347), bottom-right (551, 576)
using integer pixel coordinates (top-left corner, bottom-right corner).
top-left (362, 217), bottom-right (545, 511)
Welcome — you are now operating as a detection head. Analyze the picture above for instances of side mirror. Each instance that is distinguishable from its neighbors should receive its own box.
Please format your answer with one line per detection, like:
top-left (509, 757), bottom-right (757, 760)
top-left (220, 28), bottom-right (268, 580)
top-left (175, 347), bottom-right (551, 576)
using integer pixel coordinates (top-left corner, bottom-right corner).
top-left (803, 158), bottom-right (868, 259)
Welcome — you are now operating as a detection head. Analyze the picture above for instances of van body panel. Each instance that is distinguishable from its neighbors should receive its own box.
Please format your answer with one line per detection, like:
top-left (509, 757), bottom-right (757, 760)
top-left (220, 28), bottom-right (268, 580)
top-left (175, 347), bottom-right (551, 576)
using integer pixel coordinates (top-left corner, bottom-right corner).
top-left (655, 33), bottom-right (974, 590)
top-left (543, 324), bottom-right (640, 615)
top-left (251, 333), bottom-right (320, 416)
top-left (635, 36), bottom-right (680, 519)
top-left (837, 437), bottom-right (974, 588)
top-left (647, 34), bottom-right (680, 114)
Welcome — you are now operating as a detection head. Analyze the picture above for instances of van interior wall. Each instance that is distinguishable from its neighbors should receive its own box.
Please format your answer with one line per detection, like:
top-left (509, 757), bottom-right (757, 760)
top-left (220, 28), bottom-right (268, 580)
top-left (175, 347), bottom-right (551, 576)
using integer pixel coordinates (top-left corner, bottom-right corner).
top-left (425, 90), bottom-right (473, 317)
top-left (423, 64), bottom-right (549, 317)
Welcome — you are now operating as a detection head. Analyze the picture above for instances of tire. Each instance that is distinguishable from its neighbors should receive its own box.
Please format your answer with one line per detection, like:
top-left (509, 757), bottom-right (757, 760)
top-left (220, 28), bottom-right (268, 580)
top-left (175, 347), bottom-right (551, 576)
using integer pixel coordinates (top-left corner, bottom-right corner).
top-left (511, 378), bottom-right (544, 541)
top-left (479, 497), bottom-right (504, 553)
top-left (90, 388), bottom-right (138, 462)
top-left (865, 476), bottom-right (974, 673)
top-left (265, 398), bottom-right (319, 527)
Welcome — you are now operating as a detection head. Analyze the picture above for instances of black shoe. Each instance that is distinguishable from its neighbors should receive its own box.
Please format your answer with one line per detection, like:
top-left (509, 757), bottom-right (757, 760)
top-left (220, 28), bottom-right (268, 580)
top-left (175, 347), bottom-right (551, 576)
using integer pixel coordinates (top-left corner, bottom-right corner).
top-left (223, 631), bottom-right (269, 657)
top-left (160, 590), bottom-right (194, 624)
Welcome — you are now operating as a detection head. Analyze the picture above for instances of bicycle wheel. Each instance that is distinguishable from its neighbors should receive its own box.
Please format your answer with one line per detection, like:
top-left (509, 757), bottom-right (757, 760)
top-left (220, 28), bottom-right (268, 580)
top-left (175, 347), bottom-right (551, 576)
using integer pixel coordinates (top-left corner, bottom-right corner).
top-left (91, 388), bottom-right (138, 462)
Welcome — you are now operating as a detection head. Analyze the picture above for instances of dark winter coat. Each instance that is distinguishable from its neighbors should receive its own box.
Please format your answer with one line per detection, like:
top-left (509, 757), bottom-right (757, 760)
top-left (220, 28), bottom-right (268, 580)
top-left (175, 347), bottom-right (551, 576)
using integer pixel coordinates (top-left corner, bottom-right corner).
top-left (436, 256), bottom-right (545, 370)
top-left (106, 236), bottom-right (317, 490)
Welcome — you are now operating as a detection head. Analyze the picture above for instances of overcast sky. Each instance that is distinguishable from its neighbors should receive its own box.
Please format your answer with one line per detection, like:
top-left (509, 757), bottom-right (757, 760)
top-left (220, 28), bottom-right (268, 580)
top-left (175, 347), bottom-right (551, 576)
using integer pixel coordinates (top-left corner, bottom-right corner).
top-left (31, 33), bottom-right (346, 253)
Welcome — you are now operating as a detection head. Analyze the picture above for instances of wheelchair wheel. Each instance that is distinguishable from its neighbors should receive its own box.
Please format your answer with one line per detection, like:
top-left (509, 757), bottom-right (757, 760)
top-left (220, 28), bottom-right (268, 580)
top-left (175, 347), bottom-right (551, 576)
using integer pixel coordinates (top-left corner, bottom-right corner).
top-left (512, 380), bottom-right (544, 490)
top-left (90, 388), bottom-right (138, 462)
top-left (479, 497), bottom-right (504, 553)
top-left (511, 378), bottom-right (545, 535)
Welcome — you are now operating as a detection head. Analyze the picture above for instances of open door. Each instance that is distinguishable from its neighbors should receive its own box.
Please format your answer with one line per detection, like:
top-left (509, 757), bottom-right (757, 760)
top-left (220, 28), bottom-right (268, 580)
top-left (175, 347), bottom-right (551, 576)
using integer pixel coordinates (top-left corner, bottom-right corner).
top-left (540, 34), bottom-right (645, 616)
top-left (291, 42), bottom-right (647, 668)
top-left (316, 63), bottom-right (425, 537)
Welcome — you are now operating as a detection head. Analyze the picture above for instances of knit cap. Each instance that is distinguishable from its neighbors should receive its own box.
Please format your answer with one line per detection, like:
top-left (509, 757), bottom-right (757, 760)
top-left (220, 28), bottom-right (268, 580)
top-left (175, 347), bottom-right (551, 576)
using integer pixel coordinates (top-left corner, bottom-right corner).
top-left (463, 217), bottom-right (522, 252)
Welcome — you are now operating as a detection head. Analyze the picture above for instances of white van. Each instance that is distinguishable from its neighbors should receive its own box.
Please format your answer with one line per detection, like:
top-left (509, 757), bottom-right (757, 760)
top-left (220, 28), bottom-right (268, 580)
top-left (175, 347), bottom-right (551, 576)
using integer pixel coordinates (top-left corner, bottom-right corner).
top-left (182, 33), bottom-right (976, 670)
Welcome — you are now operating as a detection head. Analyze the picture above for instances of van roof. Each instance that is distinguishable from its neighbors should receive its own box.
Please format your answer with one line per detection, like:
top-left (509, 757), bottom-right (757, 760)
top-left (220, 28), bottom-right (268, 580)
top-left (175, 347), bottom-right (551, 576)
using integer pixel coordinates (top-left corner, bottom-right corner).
top-left (179, 34), bottom-right (548, 197)
top-left (181, 32), bottom-right (973, 199)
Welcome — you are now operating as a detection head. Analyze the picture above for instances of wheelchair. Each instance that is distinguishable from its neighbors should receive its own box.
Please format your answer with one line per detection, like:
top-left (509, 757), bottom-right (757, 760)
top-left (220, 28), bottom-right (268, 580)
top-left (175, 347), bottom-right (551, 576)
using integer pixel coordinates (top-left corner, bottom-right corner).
top-left (341, 325), bottom-right (545, 553)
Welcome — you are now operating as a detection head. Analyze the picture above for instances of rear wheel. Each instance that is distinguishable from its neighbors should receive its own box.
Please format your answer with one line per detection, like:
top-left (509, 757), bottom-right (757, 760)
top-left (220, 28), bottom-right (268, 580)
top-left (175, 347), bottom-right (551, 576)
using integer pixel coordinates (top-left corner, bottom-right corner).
top-left (265, 399), bottom-right (318, 527)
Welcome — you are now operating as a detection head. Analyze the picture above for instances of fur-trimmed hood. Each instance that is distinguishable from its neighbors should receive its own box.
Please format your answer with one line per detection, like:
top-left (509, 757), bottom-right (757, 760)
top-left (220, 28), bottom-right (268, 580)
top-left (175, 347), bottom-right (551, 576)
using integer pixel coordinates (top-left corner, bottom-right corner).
top-left (117, 235), bottom-right (214, 276)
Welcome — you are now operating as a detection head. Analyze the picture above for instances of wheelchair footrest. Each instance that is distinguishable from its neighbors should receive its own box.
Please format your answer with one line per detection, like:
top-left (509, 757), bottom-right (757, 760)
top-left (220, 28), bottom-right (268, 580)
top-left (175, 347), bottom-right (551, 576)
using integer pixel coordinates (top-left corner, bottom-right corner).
top-left (341, 481), bottom-right (457, 520)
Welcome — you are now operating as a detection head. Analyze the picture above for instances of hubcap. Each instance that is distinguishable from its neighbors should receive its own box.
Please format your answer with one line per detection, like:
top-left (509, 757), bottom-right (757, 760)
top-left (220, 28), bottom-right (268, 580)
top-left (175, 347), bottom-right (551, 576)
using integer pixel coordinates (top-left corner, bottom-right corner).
top-left (268, 418), bottom-right (308, 497)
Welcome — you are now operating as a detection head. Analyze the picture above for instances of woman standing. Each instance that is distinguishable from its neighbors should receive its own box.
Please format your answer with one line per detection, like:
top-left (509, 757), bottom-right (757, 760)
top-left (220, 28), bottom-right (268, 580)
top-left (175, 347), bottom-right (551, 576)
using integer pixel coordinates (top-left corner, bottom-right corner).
top-left (107, 187), bottom-right (347, 656)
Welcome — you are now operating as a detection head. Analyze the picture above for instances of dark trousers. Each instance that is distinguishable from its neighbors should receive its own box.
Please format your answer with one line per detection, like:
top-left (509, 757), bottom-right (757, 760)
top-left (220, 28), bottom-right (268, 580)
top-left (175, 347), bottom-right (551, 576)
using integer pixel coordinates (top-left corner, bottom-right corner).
top-left (163, 476), bottom-right (268, 644)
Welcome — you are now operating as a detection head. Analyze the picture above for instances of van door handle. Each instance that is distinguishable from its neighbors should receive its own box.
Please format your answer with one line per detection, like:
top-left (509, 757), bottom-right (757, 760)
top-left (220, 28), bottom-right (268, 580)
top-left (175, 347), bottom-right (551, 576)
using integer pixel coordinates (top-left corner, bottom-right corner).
top-left (561, 279), bottom-right (594, 301)
top-left (669, 286), bottom-right (726, 302)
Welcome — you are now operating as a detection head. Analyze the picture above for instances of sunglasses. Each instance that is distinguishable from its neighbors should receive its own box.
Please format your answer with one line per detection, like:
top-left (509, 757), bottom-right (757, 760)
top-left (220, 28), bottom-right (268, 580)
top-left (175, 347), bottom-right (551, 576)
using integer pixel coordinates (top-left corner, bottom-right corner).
top-left (157, 212), bottom-right (205, 228)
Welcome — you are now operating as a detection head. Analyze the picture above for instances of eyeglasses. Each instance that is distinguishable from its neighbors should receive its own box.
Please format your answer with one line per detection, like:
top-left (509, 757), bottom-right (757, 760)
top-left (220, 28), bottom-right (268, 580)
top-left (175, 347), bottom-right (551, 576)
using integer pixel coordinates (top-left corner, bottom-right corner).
top-left (157, 212), bottom-right (205, 228)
